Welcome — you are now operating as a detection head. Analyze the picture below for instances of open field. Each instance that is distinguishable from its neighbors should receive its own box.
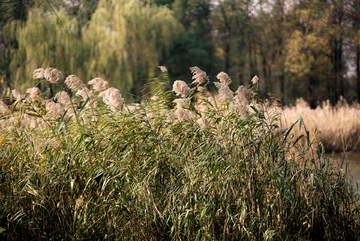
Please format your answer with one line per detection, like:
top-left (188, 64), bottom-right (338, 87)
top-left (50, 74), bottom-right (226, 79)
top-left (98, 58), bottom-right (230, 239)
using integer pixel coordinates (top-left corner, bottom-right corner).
top-left (0, 67), bottom-right (359, 240)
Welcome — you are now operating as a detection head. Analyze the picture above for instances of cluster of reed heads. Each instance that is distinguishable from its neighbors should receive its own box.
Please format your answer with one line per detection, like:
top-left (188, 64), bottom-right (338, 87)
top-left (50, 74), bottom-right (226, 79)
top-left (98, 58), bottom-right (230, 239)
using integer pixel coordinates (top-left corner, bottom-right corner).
top-left (0, 66), bottom-right (359, 240)
top-left (0, 66), bottom-right (285, 137)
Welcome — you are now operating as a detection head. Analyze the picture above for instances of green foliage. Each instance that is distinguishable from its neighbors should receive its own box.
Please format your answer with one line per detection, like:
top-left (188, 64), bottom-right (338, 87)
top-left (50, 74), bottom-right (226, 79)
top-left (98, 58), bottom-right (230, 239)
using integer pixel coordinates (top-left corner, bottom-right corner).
top-left (83, 0), bottom-right (183, 98)
top-left (284, 5), bottom-right (332, 106)
top-left (160, 0), bottom-right (219, 83)
top-left (163, 34), bottom-right (218, 82)
top-left (9, 8), bottom-right (81, 93)
top-left (0, 70), bottom-right (359, 240)
top-left (3, 0), bottom-right (360, 106)
top-left (9, 0), bottom-right (182, 100)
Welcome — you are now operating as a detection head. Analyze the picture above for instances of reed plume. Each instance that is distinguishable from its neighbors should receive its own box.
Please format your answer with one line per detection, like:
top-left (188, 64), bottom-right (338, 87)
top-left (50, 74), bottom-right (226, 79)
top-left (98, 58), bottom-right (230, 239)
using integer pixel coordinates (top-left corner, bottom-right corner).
top-left (173, 80), bottom-right (190, 98)
top-left (65, 75), bottom-right (85, 91)
top-left (54, 91), bottom-right (72, 106)
top-left (190, 66), bottom-right (209, 85)
top-left (88, 78), bottom-right (109, 92)
top-left (158, 66), bottom-right (168, 72)
top-left (0, 100), bottom-right (10, 116)
top-left (235, 85), bottom-right (252, 106)
top-left (33, 68), bottom-right (45, 79)
top-left (268, 93), bottom-right (282, 108)
top-left (251, 76), bottom-right (259, 84)
top-left (217, 72), bottom-right (232, 85)
top-left (99, 87), bottom-right (124, 111)
top-left (26, 87), bottom-right (42, 103)
top-left (45, 67), bottom-right (63, 83)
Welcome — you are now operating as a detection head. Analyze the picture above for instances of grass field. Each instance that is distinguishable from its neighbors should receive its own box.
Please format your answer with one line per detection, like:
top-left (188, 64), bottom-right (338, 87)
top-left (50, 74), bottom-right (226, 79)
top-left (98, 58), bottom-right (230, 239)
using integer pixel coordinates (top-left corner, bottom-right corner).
top-left (0, 67), bottom-right (359, 240)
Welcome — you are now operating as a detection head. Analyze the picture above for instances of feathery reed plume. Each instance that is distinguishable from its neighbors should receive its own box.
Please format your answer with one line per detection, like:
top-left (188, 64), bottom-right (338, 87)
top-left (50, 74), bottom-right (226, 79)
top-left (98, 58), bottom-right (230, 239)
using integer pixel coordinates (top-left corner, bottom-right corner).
top-left (197, 86), bottom-right (212, 99)
top-left (196, 118), bottom-right (209, 129)
top-left (26, 87), bottom-right (42, 103)
top-left (173, 80), bottom-right (190, 98)
top-left (268, 93), bottom-right (282, 108)
top-left (217, 72), bottom-right (232, 85)
top-left (108, 89), bottom-right (124, 111)
top-left (146, 112), bottom-right (155, 125)
top-left (33, 68), bottom-right (45, 79)
top-left (127, 104), bottom-right (143, 119)
top-left (151, 95), bottom-right (159, 101)
top-left (54, 91), bottom-right (71, 106)
top-left (0, 100), bottom-right (10, 116)
top-left (195, 87), bottom-right (209, 115)
top-left (48, 138), bottom-right (61, 149)
top-left (215, 82), bottom-right (234, 104)
top-left (173, 98), bottom-right (186, 108)
top-left (28, 117), bottom-right (40, 129)
top-left (235, 85), bottom-right (252, 106)
top-left (190, 66), bottom-right (209, 85)
top-left (29, 117), bottom-right (38, 129)
top-left (175, 107), bottom-right (187, 122)
top-left (99, 87), bottom-right (124, 111)
top-left (273, 128), bottom-right (287, 138)
top-left (76, 88), bottom-right (93, 101)
top-left (11, 89), bottom-right (23, 102)
top-left (76, 88), bottom-right (97, 109)
top-left (196, 101), bottom-right (208, 115)
top-left (158, 66), bottom-right (168, 72)
top-left (251, 76), bottom-right (259, 84)
top-left (45, 100), bottom-right (65, 119)
top-left (198, 87), bottom-right (205, 92)
top-left (21, 114), bottom-right (33, 126)
top-left (35, 118), bottom-right (47, 129)
top-left (44, 67), bottom-right (63, 83)
top-left (88, 78), bottom-right (109, 92)
top-left (208, 97), bottom-right (216, 107)
top-left (65, 75), bottom-right (85, 91)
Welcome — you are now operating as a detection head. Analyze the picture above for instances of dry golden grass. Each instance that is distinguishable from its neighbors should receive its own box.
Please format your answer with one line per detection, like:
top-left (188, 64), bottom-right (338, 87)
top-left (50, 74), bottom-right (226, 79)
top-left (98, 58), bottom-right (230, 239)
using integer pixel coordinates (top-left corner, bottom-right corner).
top-left (283, 97), bottom-right (360, 152)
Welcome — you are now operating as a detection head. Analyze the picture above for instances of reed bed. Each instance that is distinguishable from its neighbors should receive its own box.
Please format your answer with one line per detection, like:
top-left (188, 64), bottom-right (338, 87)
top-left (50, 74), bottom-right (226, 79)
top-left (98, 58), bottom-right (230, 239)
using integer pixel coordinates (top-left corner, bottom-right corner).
top-left (283, 98), bottom-right (360, 152)
top-left (0, 67), bottom-right (359, 240)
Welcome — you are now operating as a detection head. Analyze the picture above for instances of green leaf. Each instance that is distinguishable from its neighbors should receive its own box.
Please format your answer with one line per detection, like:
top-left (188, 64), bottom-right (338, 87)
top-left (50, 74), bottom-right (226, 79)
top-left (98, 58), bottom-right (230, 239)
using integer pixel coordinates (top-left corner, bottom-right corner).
top-left (79, 97), bottom-right (90, 113)
top-left (26, 112), bottom-right (41, 118)
top-left (299, 117), bottom-right (303, 132)
top-left (250, 105), bottom-right (258, 114)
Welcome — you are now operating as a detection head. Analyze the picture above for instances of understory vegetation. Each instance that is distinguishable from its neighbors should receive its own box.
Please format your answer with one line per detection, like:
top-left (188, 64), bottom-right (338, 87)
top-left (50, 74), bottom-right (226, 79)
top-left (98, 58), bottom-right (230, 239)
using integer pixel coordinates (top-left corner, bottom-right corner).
top-left (0, 67), bottom-right (359, 240)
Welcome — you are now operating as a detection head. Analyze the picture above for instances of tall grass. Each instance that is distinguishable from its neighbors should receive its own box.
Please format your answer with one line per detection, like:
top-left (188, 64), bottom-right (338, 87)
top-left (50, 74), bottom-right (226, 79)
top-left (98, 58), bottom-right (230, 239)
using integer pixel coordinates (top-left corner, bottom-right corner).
top-left (283, 97), bottom-right (360, 152)
top-left (0, 68), bottom-right (359, 240)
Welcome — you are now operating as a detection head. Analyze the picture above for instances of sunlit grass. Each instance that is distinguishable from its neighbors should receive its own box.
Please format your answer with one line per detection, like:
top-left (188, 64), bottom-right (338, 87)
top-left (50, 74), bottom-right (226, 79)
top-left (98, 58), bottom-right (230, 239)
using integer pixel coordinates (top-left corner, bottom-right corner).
top-left (283, 97), bottom-right (360, 152)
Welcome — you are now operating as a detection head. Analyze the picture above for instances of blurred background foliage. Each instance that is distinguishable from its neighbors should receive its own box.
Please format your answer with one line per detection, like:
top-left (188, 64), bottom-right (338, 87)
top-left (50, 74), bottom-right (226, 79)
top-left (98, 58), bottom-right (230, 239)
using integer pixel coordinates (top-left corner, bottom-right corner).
top-left (1, 0), bottom-right (360, 104)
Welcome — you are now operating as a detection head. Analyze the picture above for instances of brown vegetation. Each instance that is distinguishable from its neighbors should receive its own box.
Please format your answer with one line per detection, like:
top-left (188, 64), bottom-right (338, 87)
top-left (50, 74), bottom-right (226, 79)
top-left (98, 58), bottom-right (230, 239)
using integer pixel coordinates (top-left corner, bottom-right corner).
top-left (283, 97), bottom-right (360, 152)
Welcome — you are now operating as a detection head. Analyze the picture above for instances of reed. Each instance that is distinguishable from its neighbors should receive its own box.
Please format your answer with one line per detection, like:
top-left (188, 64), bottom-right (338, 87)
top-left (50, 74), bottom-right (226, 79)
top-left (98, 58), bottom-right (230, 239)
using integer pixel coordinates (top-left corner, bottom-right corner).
top-left (0, 67), bottom-right (359, 240)
top-left (283, 97), bottom-right (360, 152)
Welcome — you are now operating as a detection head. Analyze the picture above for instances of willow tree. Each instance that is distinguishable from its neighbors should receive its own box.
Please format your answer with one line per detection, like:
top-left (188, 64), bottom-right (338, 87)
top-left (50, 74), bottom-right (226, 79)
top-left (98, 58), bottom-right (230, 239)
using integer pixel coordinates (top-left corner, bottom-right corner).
top-left (10, 0), bottom-right (182, 99)
top-left (82, 0), bottom-right (183, 99)
top-left (10, 8), bottom-right (81, 93)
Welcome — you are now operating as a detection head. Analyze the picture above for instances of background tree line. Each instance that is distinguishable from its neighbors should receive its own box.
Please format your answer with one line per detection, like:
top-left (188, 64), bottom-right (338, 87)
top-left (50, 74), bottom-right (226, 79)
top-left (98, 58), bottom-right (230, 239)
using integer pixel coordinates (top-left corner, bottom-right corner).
top-left (1, 0), bottom-right (360, 105)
